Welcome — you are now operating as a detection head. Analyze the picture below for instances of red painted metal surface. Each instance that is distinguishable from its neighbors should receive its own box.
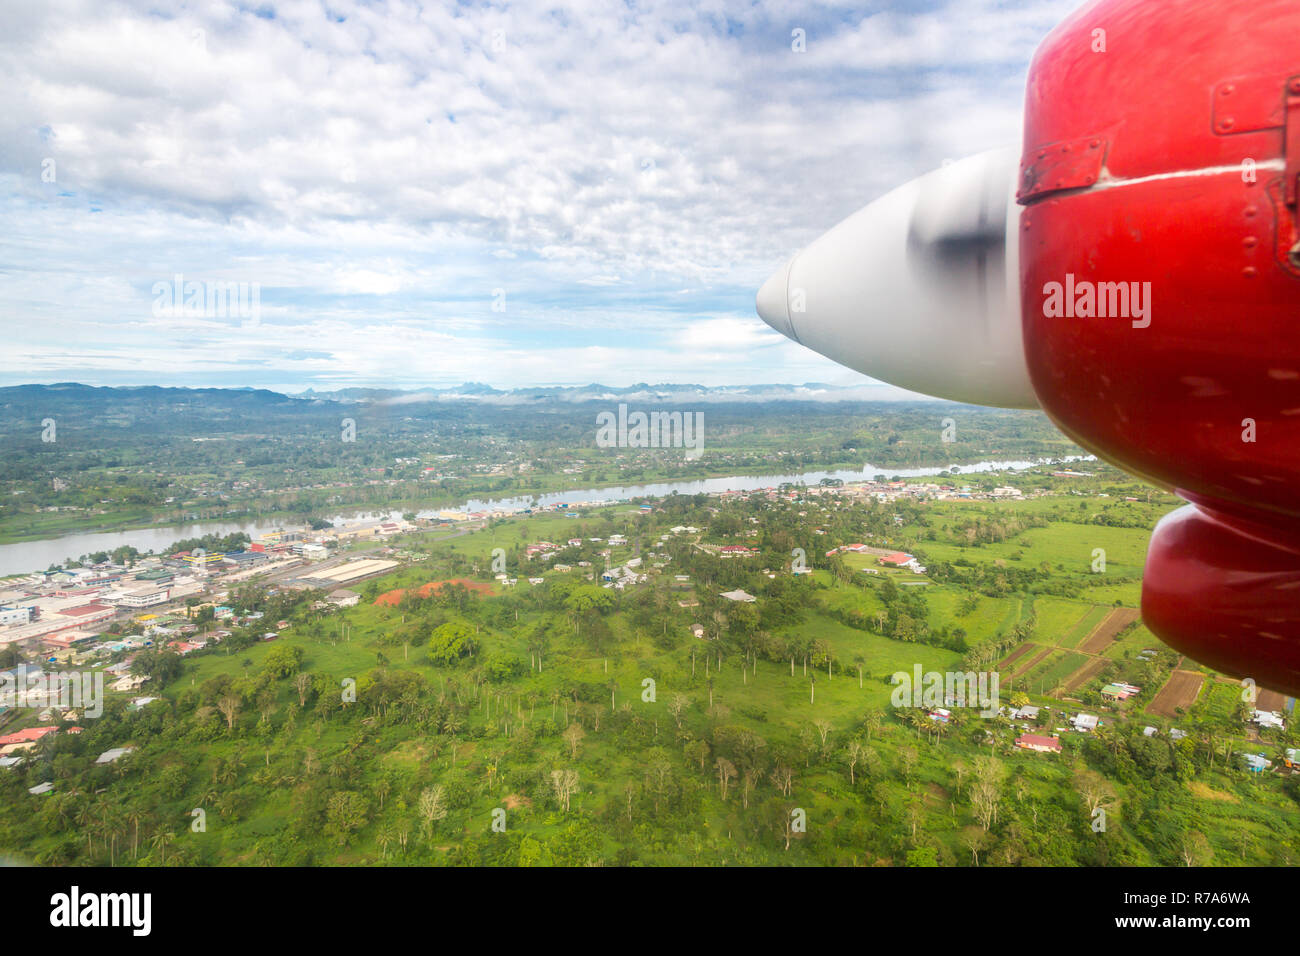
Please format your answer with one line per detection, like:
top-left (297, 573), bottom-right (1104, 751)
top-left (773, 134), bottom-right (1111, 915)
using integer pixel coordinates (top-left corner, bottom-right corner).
top-left (1018, 0), bottom-right (1300, 694)
top-left (1143, 504), bottom-right (1300, 693)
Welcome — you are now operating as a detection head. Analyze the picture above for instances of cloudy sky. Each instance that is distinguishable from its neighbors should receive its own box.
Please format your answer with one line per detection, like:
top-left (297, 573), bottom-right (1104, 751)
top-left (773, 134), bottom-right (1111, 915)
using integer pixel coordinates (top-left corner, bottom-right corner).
top-left (0, 0), bottom-right (1078, 393)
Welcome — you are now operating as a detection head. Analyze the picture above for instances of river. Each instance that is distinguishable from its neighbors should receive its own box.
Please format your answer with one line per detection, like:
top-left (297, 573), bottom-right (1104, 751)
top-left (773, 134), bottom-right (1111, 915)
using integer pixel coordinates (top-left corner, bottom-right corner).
top-left (0, 455), bottom-right (1094, 577)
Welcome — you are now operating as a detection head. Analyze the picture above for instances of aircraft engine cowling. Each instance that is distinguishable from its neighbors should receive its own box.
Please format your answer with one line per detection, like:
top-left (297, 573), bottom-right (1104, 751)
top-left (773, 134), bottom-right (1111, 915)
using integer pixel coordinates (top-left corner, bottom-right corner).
top-left (758, 0), bottom-right (1300, 695)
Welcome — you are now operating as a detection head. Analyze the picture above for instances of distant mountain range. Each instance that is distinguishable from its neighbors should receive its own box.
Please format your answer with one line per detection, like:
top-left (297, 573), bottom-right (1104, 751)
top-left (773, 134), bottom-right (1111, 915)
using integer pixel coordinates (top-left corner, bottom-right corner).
top-left (292, 381), bottom-right (935, 405)
top-left (0, 381), bottom-right (940, 407)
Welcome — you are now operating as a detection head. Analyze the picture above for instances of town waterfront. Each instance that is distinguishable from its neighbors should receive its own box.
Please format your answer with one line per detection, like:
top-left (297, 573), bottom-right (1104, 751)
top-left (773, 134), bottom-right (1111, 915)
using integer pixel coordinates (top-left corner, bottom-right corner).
top-left (0, 456), bottom-right (1093, 577)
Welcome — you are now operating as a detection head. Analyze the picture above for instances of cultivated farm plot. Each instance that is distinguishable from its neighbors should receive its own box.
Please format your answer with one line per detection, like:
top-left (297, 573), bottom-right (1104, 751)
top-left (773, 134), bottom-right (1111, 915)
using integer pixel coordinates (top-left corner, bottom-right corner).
top-left (1256, 688), bottom-right (1287, 712)
top-left (1078, 607), bottom-right (1142, 655)
top-left (1147, 669), bottom-right (1205, 718)
top-left (1024, 651), bottom-right (1090, 694)
top-left (1012, 646), bottom-right (1055, 680)
top-left (1201, 680), bottom-right (1244, 721)
top-left (1031, 598), bottom-right (1094, 647)
top-left (1064, 656), bottom-right (1110, 693)
top-left (997, 643), bottom-right (1037, 671)
top-left (1056, 605), bottom-right (1109, 648)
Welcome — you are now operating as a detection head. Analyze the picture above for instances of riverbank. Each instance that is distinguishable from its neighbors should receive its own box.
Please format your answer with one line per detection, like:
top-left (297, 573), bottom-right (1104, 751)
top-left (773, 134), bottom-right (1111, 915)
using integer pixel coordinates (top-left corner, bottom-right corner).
top-left (0, 455), bottom-right (1096, 577)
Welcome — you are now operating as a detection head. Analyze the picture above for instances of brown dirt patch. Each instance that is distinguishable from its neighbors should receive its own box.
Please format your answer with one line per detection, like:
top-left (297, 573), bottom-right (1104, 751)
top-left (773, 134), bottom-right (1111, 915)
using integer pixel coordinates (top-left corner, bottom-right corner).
top-left (374, 578), bottom-right (494, 605)
top-left (1256, 688), bottom-right (1286, 712)
top-left (1147, 670), bottom-right (1204, 717)
top-left (503, 793), bottom-right (532, 810)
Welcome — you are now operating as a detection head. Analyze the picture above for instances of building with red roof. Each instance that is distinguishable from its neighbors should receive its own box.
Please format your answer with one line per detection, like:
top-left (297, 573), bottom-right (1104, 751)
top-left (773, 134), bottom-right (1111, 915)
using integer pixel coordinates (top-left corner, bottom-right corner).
top-left (57, 603), bottom-right (114, 618)
top-left (0, 726), bottom-right (58, 751)
top-left (1015, 733), bottom-right (1062, 753)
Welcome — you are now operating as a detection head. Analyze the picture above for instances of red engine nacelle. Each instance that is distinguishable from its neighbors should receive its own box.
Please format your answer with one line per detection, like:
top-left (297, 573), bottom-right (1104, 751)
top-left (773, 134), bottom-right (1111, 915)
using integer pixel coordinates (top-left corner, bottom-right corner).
top-left (757, 0), bottom-right (1300, 696)
top-left (1019, 0), bottom-right (1300, 694)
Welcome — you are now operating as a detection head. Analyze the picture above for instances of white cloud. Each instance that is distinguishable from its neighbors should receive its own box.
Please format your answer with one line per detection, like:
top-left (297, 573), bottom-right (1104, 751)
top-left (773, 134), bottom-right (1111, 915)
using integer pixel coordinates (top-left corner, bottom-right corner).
top-left (0, 0), bottom-right (1079, 388)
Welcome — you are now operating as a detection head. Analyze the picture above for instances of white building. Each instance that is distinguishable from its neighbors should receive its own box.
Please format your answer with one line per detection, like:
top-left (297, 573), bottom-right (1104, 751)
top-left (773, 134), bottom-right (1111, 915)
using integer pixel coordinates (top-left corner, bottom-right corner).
top-left (0, 605), bottom-right (35, 627)
top-left (327, 589), bottom-right (360, 608)
top-left (1072, 713), bottom-right (1100, 733)
top-left (115, 588), bottom-right (170, 609)
top-left (1253, 709), bottom-right (1286, 731)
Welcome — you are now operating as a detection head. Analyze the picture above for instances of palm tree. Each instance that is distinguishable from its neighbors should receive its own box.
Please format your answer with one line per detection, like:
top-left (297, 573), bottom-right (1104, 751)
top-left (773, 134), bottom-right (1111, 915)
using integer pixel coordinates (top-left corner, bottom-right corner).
top-left (51, 793), bottom-right (77, 832)
top-left (100, 799), bottom-right (124, 866)
top-left (75, 801), bottom-right (96, 856)
top-left (126, 806), bottom-right (145, 859)
top-left (219, 751), bottom-right (244, 786)
top-left (376, 825), bottom-right (395, 860)
top-left (150, 829), bottom-right (175, 864)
